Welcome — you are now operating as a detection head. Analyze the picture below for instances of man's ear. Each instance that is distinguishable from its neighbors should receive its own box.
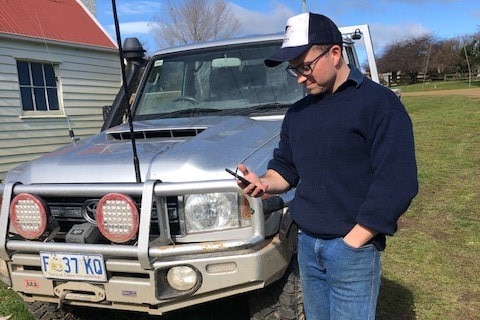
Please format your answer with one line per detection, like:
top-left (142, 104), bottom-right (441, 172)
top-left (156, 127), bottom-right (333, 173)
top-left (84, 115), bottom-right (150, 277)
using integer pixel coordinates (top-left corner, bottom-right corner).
top-left (331, 45), bottom-right (343, 64)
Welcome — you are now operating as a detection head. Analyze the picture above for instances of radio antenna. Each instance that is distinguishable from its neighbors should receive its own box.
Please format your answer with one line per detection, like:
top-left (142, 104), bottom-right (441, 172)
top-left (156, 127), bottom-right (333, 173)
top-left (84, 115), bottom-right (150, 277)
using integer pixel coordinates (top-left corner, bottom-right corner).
top-left (35, 13), bottom-right (78, 143)
top-left (111, 0), bottom-right (142, 183)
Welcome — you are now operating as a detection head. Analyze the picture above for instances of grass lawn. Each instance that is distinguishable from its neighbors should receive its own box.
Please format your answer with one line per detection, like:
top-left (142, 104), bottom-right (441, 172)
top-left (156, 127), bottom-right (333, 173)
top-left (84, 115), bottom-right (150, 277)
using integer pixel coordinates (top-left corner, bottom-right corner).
top-left (376, 93), bottom-right (480, 319)
top-left (1, 88), bottom-right (479, 320)
top-left (395, 79), bottom-right (480, 92)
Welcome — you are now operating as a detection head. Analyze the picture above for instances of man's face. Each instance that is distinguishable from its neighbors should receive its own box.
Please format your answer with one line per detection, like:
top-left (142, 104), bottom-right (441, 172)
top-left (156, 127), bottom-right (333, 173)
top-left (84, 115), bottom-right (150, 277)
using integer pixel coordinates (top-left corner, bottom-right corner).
top-left (289, 45), bottom-right (338, 95)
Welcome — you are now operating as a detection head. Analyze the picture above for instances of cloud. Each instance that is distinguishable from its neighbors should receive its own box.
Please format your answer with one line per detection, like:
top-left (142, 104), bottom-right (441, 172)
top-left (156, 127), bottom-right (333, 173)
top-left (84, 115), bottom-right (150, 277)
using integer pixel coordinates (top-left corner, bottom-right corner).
top-left (117, 0), bottom-right (163, 16)
top-left (104, 20), bottom-right (156, 53)
top-left (228, 1), bottom-right (295, 36)
top-left (119, 21), bottom-right (152, 34)
top-left (369, 22), bottom-right (431, 53)
top-left (104, 20), bottom-right (152, 37)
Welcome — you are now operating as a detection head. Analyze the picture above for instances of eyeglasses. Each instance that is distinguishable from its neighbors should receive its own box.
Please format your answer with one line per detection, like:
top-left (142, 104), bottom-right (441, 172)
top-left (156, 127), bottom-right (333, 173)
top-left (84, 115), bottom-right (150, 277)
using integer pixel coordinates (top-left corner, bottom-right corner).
top-left (285, 45), bottom-right (333, 78)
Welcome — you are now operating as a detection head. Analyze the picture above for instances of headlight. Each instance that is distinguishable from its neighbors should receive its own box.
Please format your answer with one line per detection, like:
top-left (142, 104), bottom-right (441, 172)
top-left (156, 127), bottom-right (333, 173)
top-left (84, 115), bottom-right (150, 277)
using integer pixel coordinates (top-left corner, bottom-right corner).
top-left (184, 193), bottom-right (250, 233)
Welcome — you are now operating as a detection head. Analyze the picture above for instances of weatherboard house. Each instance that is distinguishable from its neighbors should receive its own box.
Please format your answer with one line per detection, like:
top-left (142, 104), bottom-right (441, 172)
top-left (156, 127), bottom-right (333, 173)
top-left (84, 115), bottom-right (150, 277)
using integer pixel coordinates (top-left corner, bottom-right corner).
top-left (0, 0), bottom-right (121, 179)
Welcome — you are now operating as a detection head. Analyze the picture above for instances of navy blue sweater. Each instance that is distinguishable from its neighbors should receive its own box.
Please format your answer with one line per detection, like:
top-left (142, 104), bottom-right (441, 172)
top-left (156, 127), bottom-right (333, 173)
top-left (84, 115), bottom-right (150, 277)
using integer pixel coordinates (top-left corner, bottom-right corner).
top-left (268, 67), bottom-right (418, 250)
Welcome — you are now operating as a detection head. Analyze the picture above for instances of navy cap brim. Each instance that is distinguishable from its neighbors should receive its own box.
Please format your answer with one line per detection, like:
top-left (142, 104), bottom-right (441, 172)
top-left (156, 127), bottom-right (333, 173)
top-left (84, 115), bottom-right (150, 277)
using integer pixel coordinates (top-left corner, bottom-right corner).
top-left (264, 44), bottom-right (311, 67)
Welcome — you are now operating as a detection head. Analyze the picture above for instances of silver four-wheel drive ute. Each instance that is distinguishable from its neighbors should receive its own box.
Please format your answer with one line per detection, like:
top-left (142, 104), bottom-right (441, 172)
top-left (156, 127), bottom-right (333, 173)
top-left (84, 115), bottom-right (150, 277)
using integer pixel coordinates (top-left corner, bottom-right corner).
top-left (0, 27), bottom-right (376, 320)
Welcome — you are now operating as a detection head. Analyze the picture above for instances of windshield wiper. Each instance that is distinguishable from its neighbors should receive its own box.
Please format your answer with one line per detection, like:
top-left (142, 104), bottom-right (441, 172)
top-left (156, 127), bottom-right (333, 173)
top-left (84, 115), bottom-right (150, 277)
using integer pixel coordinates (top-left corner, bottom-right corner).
top-left (225, 103), bottom-right (290, 116)
top-left (158, 108), bottom-right (224, 119)
top-left (250, 103), bottom-right (290, 111)
top-left (135, 104), bottom-right (290, 121)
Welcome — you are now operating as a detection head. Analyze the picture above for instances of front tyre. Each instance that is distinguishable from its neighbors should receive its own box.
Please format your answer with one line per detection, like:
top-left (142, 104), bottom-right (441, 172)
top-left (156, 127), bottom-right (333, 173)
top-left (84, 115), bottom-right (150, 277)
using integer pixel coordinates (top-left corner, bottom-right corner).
top-left (26, 302), bottom-right (129, 320)
top-left (26, 301), bottom-right (88, 320)
top-left (248, 257), bottom-right (305, 320)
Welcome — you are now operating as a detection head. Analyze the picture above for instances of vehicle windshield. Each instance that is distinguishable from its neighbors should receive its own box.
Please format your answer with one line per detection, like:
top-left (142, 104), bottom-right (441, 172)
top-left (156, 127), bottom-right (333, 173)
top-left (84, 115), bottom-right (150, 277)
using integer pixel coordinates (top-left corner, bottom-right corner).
top-left (133, 42), bottom-right (304, 120)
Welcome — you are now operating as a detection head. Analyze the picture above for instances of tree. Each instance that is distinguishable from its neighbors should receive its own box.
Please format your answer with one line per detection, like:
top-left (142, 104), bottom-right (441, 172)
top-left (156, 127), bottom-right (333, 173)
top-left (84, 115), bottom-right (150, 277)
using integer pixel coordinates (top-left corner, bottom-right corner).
top-left (428, 38), bottom-right (463, 74)
top-left (459, 33), bottom-right (480, 74)
top-left (152, 0), bottom-right (241, 48)
top-left (376, 34), bottom-right (434, 83)
top-left (375, 34), bottom-right (478, 83)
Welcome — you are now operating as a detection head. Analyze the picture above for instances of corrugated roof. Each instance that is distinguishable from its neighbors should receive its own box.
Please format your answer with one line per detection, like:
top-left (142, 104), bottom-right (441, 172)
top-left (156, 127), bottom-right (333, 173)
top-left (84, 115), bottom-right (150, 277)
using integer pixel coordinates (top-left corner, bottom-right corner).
top-left (0, 0), bottom-right (116, 49)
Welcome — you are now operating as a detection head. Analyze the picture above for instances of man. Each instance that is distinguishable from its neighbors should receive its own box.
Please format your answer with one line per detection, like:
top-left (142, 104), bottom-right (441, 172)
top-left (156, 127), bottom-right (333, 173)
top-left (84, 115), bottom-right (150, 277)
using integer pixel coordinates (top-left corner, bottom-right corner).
top-left (237, 12), bottom-right (418, 319)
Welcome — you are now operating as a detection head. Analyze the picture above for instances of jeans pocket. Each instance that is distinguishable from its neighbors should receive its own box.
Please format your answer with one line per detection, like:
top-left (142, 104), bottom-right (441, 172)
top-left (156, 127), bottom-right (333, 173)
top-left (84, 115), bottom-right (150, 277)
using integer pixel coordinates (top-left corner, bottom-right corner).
top-left (340, 237), bottom-right (375, 252)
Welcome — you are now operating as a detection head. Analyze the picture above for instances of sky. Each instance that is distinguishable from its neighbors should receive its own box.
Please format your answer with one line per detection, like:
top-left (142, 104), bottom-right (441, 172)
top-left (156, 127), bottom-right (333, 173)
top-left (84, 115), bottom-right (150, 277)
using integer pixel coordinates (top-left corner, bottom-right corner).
top-left (94, 0), bottom-right (480, 60)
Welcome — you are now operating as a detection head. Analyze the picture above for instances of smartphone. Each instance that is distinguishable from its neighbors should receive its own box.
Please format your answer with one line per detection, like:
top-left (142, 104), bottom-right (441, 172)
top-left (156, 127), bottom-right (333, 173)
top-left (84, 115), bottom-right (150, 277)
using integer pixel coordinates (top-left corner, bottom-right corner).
top-left (225, 168), bottom-right (251, 186)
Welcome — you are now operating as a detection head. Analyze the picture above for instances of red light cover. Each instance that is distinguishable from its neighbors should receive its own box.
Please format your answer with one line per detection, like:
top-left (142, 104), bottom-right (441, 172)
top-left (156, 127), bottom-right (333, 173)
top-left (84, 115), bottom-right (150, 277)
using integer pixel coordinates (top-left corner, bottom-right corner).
top-left (9, 193), bottom-right (48, 240)
top-left (96, 193), bottom-right (139, 243)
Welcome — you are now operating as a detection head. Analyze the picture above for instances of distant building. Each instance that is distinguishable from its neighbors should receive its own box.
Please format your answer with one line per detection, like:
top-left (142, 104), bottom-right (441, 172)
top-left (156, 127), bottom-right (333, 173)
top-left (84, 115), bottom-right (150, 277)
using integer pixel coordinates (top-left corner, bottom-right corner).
top-left (0, 0), bottom-right (121, 179)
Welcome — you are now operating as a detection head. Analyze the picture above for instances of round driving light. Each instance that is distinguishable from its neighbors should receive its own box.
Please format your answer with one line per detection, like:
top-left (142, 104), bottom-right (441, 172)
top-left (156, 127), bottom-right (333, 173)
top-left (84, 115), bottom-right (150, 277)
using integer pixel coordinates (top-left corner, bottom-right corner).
top-left (167, 266), bottom-right (198, 291)
top-left (10, 193), bottom-right (48, 240)
top-left (96, 193), bottom-right (139, 243)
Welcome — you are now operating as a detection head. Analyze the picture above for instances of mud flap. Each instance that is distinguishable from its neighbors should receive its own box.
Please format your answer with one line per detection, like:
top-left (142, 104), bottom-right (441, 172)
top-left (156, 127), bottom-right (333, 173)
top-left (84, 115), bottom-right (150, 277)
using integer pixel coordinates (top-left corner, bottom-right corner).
top-left (278, 210), bottom-right (294, 243)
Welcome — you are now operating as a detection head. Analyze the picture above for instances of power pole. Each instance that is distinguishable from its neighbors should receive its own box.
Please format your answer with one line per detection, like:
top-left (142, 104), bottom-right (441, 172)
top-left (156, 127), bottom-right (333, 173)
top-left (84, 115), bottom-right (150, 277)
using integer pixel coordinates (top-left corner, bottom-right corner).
top-left (302, 0), bottom-right (307, 12)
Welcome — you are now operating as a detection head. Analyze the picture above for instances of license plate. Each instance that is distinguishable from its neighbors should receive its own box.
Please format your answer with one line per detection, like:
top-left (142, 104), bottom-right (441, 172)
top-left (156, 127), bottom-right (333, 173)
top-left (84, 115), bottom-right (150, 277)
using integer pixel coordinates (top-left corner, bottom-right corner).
top-left (40, 252), bottom-right (107, 282)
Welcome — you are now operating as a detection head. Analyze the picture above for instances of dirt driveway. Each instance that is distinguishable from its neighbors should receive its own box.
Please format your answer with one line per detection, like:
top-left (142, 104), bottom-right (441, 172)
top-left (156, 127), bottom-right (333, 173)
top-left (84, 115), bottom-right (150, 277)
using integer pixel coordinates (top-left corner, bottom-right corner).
top-left (401, 87), bottom-right (480, 98)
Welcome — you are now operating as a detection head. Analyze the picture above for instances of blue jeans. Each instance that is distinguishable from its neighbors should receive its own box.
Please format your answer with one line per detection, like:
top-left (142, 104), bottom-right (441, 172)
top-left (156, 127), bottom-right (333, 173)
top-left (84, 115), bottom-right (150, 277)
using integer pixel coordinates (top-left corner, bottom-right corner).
top-left (297, 232), bottom-right (381, 320)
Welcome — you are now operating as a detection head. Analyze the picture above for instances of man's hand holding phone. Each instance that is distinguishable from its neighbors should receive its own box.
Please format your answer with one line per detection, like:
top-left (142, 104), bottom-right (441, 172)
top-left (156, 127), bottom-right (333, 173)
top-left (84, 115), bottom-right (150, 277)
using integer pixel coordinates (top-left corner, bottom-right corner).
top-left (225, 168), bottom-right (252, 185)
top-left (226, 164), bottom-right (268, 197)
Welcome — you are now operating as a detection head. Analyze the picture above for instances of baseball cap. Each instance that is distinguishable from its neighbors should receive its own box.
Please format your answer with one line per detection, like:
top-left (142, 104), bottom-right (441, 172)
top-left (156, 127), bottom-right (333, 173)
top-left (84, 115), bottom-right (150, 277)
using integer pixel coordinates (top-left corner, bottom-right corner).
top-left (264, 12), bottom-right (343, 67)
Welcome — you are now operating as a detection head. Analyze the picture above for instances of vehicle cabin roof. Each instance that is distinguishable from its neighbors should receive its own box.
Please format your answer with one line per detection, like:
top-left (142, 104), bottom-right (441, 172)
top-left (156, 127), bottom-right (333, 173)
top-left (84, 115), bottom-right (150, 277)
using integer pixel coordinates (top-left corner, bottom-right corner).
top-left (150, 32), bottom-right (355, 57)
top-left (0, 0), bottom-right (116, 49)
top-left (151, 33), bottom-right (285, 57)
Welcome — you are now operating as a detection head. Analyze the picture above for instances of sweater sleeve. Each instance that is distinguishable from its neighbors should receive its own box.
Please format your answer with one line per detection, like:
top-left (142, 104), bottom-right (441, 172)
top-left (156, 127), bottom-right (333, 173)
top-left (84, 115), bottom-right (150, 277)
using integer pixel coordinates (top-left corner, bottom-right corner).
top-left (267, 111), bottom-right (300, 187)
top-left (356, 99), bottom-right (418, 236)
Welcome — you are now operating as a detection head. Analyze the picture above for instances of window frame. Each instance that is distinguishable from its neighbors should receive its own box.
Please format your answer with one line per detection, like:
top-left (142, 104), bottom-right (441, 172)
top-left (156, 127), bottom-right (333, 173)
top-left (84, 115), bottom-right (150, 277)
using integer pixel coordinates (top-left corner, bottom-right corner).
top-left (16, 59), bottom-right (64, 117)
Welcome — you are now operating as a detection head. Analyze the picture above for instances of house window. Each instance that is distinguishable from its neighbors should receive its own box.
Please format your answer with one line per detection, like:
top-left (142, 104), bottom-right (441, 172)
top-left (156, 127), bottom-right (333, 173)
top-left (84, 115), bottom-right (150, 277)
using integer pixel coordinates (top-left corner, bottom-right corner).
top-left (17, 61), bottom-right (60, 112)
